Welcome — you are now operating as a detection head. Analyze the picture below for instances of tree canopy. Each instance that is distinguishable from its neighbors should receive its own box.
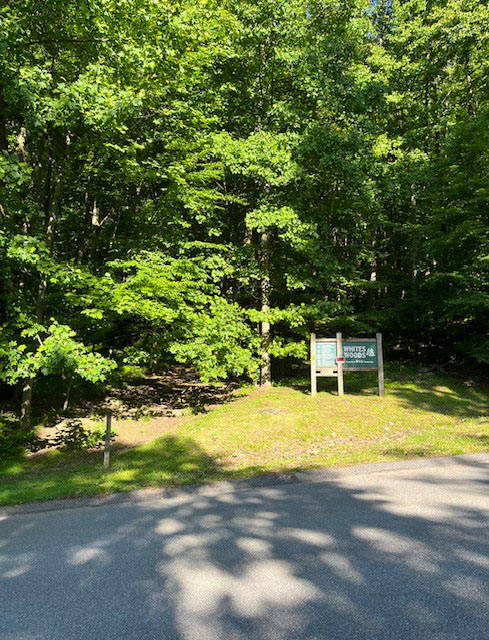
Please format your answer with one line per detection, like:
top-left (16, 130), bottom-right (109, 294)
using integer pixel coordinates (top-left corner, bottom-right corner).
top-left (1, 0), bottom-right (488, 427)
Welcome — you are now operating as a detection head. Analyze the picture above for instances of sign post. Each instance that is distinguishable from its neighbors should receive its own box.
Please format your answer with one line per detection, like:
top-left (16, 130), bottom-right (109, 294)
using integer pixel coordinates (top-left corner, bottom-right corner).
top-left (310, 333), bottom-right (384, 397)
top-left (103, 410), bottom-right (112, 472)
top-left (336, 332), bottom-right (344, 396)
top-left (310, 332), bottom-right (317, 397)
top-left (376, 332), bottom-right (384, 396)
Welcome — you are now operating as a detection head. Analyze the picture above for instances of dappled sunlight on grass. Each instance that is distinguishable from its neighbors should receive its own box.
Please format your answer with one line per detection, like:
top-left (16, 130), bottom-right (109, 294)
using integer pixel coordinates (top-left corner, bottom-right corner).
top-left (0, 435), bottom-right (229, 505)
top-left (1, 373), bottom-right (488, 505)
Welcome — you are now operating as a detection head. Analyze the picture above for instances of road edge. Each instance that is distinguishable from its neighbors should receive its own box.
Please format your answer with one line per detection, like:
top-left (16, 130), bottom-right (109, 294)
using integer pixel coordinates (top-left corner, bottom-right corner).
top-left (2, 452), bottom-right (488, 518)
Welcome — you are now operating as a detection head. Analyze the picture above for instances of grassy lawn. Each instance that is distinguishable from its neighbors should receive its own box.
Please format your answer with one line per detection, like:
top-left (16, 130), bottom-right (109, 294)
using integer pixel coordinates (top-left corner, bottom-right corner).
top-left (1, 372), bottom-right (488, 506)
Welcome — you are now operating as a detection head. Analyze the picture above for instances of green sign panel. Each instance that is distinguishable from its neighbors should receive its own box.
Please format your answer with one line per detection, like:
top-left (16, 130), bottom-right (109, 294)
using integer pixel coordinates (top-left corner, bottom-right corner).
top-left (343, 341), bottom-right (377, 369)
top-left (315, 341), bottom-right (337, 367)
top-left (315, 340), bottom-right (378, 369)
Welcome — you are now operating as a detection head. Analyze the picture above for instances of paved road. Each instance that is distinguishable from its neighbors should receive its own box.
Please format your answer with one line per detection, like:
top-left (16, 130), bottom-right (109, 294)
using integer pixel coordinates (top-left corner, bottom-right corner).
top-left (1, 455), bottom-right (489, 640)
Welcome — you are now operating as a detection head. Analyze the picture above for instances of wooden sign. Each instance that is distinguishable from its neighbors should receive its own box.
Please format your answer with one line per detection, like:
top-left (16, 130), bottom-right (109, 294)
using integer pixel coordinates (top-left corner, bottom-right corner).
top-left (343, 340), bottom-right (378, 370)
top-left (311, 332), bottom-right (384, 397)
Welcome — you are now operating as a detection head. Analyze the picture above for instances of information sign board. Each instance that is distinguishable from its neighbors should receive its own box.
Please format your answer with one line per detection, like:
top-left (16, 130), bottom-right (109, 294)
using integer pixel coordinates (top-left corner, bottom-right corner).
top-left (343, 341), bottom-right (378, 369)
top-left (315, 341), bottom-right (337, 367)
top-left (310, 333), bottom-right (384, 397)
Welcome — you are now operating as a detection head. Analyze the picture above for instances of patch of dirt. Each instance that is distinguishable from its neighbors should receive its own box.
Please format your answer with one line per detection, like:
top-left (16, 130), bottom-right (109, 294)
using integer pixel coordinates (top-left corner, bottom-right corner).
top-left (34, 367), bottom-right (241, 452)
top-left (88, 366), bottom-right (239, 420)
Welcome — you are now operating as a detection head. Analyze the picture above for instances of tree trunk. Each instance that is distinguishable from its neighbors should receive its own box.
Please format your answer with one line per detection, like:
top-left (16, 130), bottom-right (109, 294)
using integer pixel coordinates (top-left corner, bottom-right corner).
top-left (0, 86), bottom-right (8, 151)
top-left (63, 374), bottom-right (73, 412)
top-left (19, 379), bottom-right (34, 431)
top-left (260, 231), bottom-right (271, 387)
top-left (19, 276), bottom-right (48, 431)
top-left (19, 163), bottom-right (63, 430)
top-left (410, 184), bottom-right (419, 362)
top-left (367, 231), bottom-right (377, 310)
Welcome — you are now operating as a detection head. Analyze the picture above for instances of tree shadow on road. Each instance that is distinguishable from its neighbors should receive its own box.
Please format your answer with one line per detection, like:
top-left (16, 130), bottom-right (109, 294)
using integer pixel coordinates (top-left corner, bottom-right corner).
top-left (1, 456), bottom-right (489, 639)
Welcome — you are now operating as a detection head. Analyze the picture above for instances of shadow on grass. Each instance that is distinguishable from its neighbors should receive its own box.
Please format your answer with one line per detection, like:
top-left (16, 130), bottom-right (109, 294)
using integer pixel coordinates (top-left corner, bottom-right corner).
top-left (382, 433), bottom-right (489, 462)
top-left (282, 369), bottom-right (489, 418)
top-left (381, 445), bottom-right (439, 459)
top-left (462, 433), bottom-right (489, 446)
top-left (2, 429), bottom-right (328, 507)
top-left (280, 371), bottom-right (384, 397)
top-left (112, 435), bottom-right (224, 486)
top-left (1, 434), bottom-right (221, 479)
top-left (70, 366), bottom-right (241, 422)
top-left (389, 377), bottom-right (489, 418)
top-left (0, 435), bottom-right (260, 505)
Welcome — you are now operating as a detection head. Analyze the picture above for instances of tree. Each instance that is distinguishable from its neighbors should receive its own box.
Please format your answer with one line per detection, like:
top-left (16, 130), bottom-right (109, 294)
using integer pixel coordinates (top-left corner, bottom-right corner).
top-left (368, 0), bottom-right (489, 361)
top-left (1, 0), bottom-right (488, 430)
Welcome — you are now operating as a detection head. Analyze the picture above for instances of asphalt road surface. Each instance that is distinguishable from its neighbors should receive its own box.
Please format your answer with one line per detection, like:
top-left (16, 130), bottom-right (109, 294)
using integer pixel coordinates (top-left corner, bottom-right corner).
top-left (1, 454), bottom-right (489, 640)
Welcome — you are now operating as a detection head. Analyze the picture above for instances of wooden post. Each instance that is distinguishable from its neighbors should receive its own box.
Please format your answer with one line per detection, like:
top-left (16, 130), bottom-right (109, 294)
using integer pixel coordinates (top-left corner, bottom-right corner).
top-left (310, 332), bottom-right (317, 396)
top-left (103, 411), bottom-right (112, 472)
top-left (376, 333), bottom-right (384, 396)
top-left (336, 332), bottom-right (344, 396)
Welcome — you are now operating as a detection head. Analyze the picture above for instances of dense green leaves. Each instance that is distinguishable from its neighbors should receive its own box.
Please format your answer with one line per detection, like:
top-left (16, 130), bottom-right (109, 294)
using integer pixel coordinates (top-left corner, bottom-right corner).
top-left (1, 0), bottom-right (488, 424)
top-left (0, 322), bottom-right (115, 385)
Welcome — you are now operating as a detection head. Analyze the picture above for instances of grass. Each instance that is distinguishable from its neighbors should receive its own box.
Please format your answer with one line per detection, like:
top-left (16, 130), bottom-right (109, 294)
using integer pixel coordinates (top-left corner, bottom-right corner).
top-left (1, 371), bottom-right (488, 506)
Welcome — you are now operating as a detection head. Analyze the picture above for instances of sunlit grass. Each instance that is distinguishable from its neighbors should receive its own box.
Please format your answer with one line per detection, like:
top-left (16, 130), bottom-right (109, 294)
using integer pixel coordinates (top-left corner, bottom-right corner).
top-left (1, 372), bottom-right (488, 506)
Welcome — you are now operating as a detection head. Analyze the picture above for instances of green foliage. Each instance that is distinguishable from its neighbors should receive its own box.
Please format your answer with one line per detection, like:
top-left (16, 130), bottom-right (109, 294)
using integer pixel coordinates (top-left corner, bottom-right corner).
top-left (106, 251), bottom-right (261, 379)
top-left (51, 420), bottom-right (109, 451)
top-left (0, 418), bottom-right (46, 457)
top-left (1, 0), bottom-right (488, 427)
top-left (0, 323), bottom-right (115, 385)
top-left (171, 298), bottom-right (260, 381)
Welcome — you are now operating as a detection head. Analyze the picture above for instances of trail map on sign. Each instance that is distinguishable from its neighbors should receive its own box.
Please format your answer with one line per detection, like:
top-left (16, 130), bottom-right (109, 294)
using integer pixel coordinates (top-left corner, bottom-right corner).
top-left (315, 342), bottom-right (337, 367)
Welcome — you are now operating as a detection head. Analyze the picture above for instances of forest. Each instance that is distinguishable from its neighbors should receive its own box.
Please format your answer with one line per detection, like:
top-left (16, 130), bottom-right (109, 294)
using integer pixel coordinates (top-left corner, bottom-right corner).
top-left (1, 0), bottom-right (488, 432)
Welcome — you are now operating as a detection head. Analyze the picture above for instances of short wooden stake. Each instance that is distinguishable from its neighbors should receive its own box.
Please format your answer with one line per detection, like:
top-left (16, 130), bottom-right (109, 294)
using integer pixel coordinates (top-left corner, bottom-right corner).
top-left (310, 332), bottom-right (317, 396)
top-left (336, 332), bottom-right (344, 396)
top-left (103, 411), bottom-right (112, 472)
top-left (376, 333), bottom-right (384, 396)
